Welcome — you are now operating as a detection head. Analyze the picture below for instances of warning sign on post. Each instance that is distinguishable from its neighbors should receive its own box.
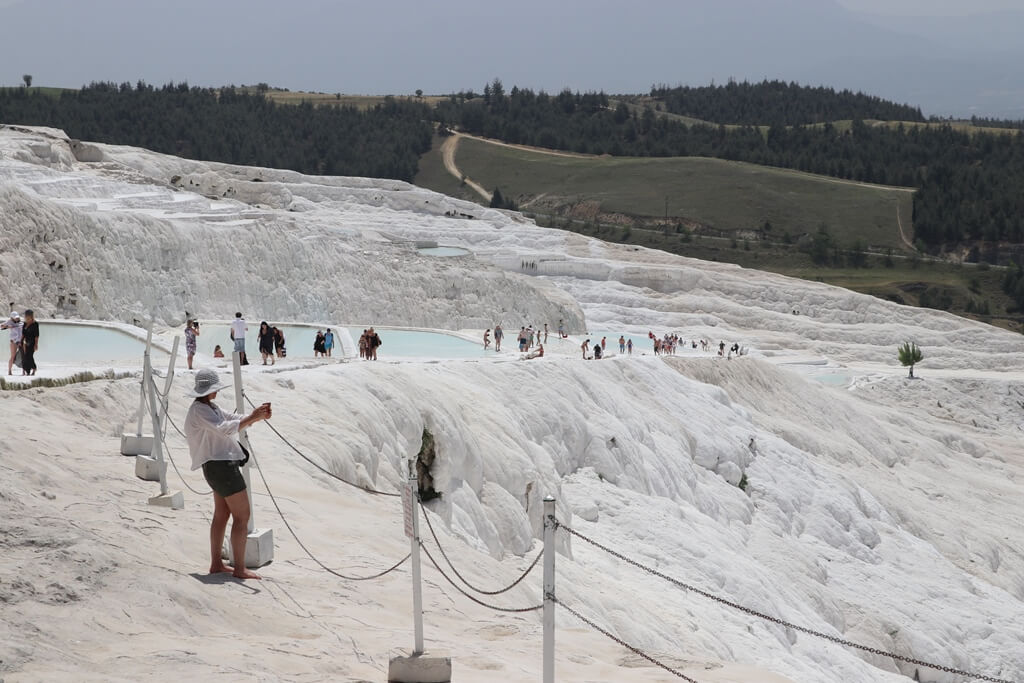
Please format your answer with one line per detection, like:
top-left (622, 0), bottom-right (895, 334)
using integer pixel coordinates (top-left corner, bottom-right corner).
top-left (402, 483), bottom-right (414, 539)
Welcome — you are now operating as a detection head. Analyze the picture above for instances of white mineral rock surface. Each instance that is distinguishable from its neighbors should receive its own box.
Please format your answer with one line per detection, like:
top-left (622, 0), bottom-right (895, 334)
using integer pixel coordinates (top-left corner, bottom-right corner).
top-left (1, 124), bottom-right (1022, 682)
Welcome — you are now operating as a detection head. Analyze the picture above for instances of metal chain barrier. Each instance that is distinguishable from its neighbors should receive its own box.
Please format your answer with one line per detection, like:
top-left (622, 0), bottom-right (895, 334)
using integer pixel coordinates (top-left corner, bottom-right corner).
top-left (419, 499), bottom-right (543, 596)
top-left (555, 598), bottom-right (700, 682)
top-left (243, 393), bottom-right (400, 497)
top-left (418, 541), bottom-right (544, 613)
top-left (553, 518), bottom-right (1013, 683)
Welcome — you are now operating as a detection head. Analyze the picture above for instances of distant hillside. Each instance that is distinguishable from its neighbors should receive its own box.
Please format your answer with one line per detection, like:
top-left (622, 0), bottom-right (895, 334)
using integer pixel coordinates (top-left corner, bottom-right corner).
top-left (435, 81), bottom-right (1024, 255)
top-left (0, 82), bottom-right (432, 181)
top-left (649, 80), bottom-right (925, 126)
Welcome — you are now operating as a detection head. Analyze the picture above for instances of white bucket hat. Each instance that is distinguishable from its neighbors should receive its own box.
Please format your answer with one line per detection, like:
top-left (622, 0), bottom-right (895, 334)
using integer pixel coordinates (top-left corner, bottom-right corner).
top-left (10, 311), bottom-right (20, 320)
top-left (186, 368), bottom-right (232, 398)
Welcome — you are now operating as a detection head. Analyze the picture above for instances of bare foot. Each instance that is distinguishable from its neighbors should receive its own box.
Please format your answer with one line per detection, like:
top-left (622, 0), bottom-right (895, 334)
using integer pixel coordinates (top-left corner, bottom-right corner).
top-left (233, 568), bottom-right (262, 580)
top-left (209, 563), bottom-right (235, 574)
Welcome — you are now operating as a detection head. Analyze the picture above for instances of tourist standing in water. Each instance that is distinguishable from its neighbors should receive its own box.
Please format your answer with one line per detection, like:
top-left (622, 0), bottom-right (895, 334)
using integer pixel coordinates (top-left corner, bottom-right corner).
top-left (619, 336), bottom-right (625, 354)
top-left (185, 369), bottom-right (271, 580)
top-left (20, 310), bottom-right (39, 376)
top-left (324, 328), bottom-right (334, 357)
top-left (2, 310), bottom-right (22, 375)
top-left (184, 318), bottom-right (200, 370)
top-left (230, 312), bottom-right (248, 365)
top-left (627, 338), bottom-right (633, 355)
top-left (258, 321), bottom-right (275, 365)
top-left (581, 339), bottom-right (590, 359)
top-left (494, 324), bottom-right (503, 352)
top-left (543, 323), bottom-right (549, 343)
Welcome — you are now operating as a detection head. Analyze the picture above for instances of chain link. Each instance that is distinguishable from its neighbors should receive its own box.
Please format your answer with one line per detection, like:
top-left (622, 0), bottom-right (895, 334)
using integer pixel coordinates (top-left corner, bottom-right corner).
top-left (418, 541), bottom-right (544, 613)
top-left (554, 518), bottom-right (1013, 683)
top-left (243, 393), bottom-right (401, 497)
top-left (419, 499), bottom-right (543, 596)
top-left (555, 598), bottom-right (700, 682)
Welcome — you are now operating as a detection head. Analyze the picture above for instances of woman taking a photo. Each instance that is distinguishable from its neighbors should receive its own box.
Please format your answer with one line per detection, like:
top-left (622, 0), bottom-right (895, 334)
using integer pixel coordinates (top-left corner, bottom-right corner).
top-left (185, 368), bottom-right (272, 580)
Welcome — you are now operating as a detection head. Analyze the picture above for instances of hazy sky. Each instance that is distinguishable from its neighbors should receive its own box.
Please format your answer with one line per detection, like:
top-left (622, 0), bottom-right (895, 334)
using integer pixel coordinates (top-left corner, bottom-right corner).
top-left (1, 0), bottom-right (1022, 116)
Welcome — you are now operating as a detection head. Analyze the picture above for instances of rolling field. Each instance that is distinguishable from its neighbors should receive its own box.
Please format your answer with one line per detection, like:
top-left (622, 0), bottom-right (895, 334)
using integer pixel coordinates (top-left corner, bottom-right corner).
top-left (421, 134), bottom-right (915, 250)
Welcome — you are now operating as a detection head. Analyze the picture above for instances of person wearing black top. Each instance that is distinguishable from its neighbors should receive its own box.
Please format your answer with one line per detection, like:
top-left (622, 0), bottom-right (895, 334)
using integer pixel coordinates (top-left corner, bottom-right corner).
top-left (21, 309), bottom-right (39, 376)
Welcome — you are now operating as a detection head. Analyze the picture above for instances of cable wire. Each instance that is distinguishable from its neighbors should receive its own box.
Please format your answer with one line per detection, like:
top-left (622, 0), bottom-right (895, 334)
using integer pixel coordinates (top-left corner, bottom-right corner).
top-left (554, 518), bottom-right (1014, 683)
top-left (555, 598), bottom-right (700, 683)
top-left (419, 499), bottom-right (543, 596)
top-left (418, 541), bottom-right (543, 613)
top-left (243, 393), bottom-right (400, 497)
top-left (145, 380), bottom-right (212, 496)
top-left (246, 439), bottom-right (411, 581)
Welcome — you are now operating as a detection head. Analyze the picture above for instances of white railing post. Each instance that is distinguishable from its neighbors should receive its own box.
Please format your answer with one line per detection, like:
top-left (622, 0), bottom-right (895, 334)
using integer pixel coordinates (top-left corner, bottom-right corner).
top-left (408, 459), bottom-right (425, 655)
top-left (232, 351), bottom-right (255, 534)
top-left (144, 349), bottom-right (169, 497)
top-left (158, 336), bottom-right (180, 436)
top-left (543, 495), bottom-right (556, 683)
top-left (136, 324), bottom-right (153, 436)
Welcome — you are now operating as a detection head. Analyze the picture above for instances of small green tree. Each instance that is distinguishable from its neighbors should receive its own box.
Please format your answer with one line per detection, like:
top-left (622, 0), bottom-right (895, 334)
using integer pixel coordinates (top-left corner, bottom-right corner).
top-left (897, 341), bottom-right (923, 378)
top-left (22, 74), bottom-right (32, 88)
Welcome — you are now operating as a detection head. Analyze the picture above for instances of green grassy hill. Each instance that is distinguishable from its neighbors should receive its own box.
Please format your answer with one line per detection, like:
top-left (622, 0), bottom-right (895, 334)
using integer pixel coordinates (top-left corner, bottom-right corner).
top-left (418, 134), bottom-right (914, 251)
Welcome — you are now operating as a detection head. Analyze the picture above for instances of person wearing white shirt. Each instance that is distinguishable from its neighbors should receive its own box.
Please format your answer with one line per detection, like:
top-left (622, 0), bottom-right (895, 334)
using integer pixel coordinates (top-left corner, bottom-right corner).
top-left (1, 310), bottom-right (23, 375)
top-left (229, 312), bottom-right (248, 365)
top-left (184, 368), bottom-right (271, 580)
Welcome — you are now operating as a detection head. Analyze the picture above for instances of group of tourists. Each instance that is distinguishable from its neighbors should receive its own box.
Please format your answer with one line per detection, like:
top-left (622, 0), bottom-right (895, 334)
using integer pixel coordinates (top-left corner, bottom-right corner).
top-left (313, 329), bottom-right (334, 358)
top-left (2, 308), bottom-right (39, 376)
top-left (357, 328), bottom-right (382, 360)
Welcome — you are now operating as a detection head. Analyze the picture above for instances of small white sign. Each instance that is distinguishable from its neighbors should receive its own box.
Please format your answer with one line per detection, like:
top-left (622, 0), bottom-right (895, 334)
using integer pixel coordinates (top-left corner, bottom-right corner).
top-left (402, 484), bottom-right (414, 539)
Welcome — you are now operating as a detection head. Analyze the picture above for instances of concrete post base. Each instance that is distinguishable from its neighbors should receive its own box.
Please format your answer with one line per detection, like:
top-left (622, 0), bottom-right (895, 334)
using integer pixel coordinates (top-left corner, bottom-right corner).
top-left (388, 651), bottom-right (452, 683)
top-left (121, 433), bottom-right (153, 456)
top-left (135, 454), bottom-right (165, 482)
top-left (224, 528), bottom-right (274, 568)
top-left (148, 491), bottom-right (184, 509)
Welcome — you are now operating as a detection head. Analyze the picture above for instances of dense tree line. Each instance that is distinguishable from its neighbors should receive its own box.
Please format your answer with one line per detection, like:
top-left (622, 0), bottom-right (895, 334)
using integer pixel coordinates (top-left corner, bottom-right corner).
top-left (650, 80), bottom-right (925, 126)
top-left (0, 82), bottom-right (433, 181)
top-left (436, 80), bottom-right (1024, 251)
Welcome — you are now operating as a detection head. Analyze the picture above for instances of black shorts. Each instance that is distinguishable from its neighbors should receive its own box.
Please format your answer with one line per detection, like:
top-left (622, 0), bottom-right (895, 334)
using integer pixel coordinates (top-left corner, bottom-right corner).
top-left (201, 460), bottom-right (247, 498)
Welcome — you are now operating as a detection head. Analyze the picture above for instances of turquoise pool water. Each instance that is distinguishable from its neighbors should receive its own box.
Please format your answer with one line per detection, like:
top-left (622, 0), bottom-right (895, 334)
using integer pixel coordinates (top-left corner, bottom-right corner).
top-left (30, 323), bottom-right (168, 363)
top-left (188, 323), bottom-right (353, 359)
top-left (345, 328), bottom-right (486, 359)
top-left (186, 323), bottom-right (485, 360)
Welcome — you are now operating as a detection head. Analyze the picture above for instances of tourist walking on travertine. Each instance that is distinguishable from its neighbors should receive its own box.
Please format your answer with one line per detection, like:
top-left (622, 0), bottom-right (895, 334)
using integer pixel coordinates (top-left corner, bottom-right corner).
top-left (273, 326), bottom-right (286, 358)
top-left (581, 339), bottom-right (590, 359)
top-left (184, 318), bottom-right (200, 370)
top-left (558, 319), bottom-right (566, 338)
top-left (494, 324), bottom-right (503, 352)
top-left (543, 323), bottom-right (548, 344)
top-left (359, 330), bottom-right (368, 359)
top-left (369, 327), bottom-right (381, 360)
top-left (20, 310), bottom-right (39, 376)
top-left (2, 310), bottom-right (23, 375)
top-left (483, 329), bottom-right (491, 349)
top-left (619, 336), bottom-right (625, 354)
top-left (314, 330), bottom-right (325, 357)
top-left (185, 368), bottom-right (271, 581)
top-left (626, 338), bottom-right (633, 355)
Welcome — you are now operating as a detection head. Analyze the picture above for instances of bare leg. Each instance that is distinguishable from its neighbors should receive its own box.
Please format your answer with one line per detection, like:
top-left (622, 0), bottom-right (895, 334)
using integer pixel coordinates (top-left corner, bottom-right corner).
top-left (224, 489), bottom-right (260, 579)
top-left (208, 493), bottom-right (234, 574)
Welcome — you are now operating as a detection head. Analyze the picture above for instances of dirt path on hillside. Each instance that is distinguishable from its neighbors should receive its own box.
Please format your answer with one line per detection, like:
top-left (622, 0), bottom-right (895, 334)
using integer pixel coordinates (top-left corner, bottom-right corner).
top-left (896, 201), bottom-right (915, 250)
top-left (440, 134), bottom-right (491, 202)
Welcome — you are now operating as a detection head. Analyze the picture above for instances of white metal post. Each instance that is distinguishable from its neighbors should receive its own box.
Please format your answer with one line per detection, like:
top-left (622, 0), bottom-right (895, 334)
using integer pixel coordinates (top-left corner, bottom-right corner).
top-left (543, 496), bottom-right (556, 683)
top-left (145, 350), bottom-right (169, 496)
top-left (409, 459), bottom-right (425, 655)
top-left (232, 351), bottom-right (256, 534)
top-left (158, 336), bottom-right (180, 436)
top-left (136, 324), bottom-right (153, 436)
